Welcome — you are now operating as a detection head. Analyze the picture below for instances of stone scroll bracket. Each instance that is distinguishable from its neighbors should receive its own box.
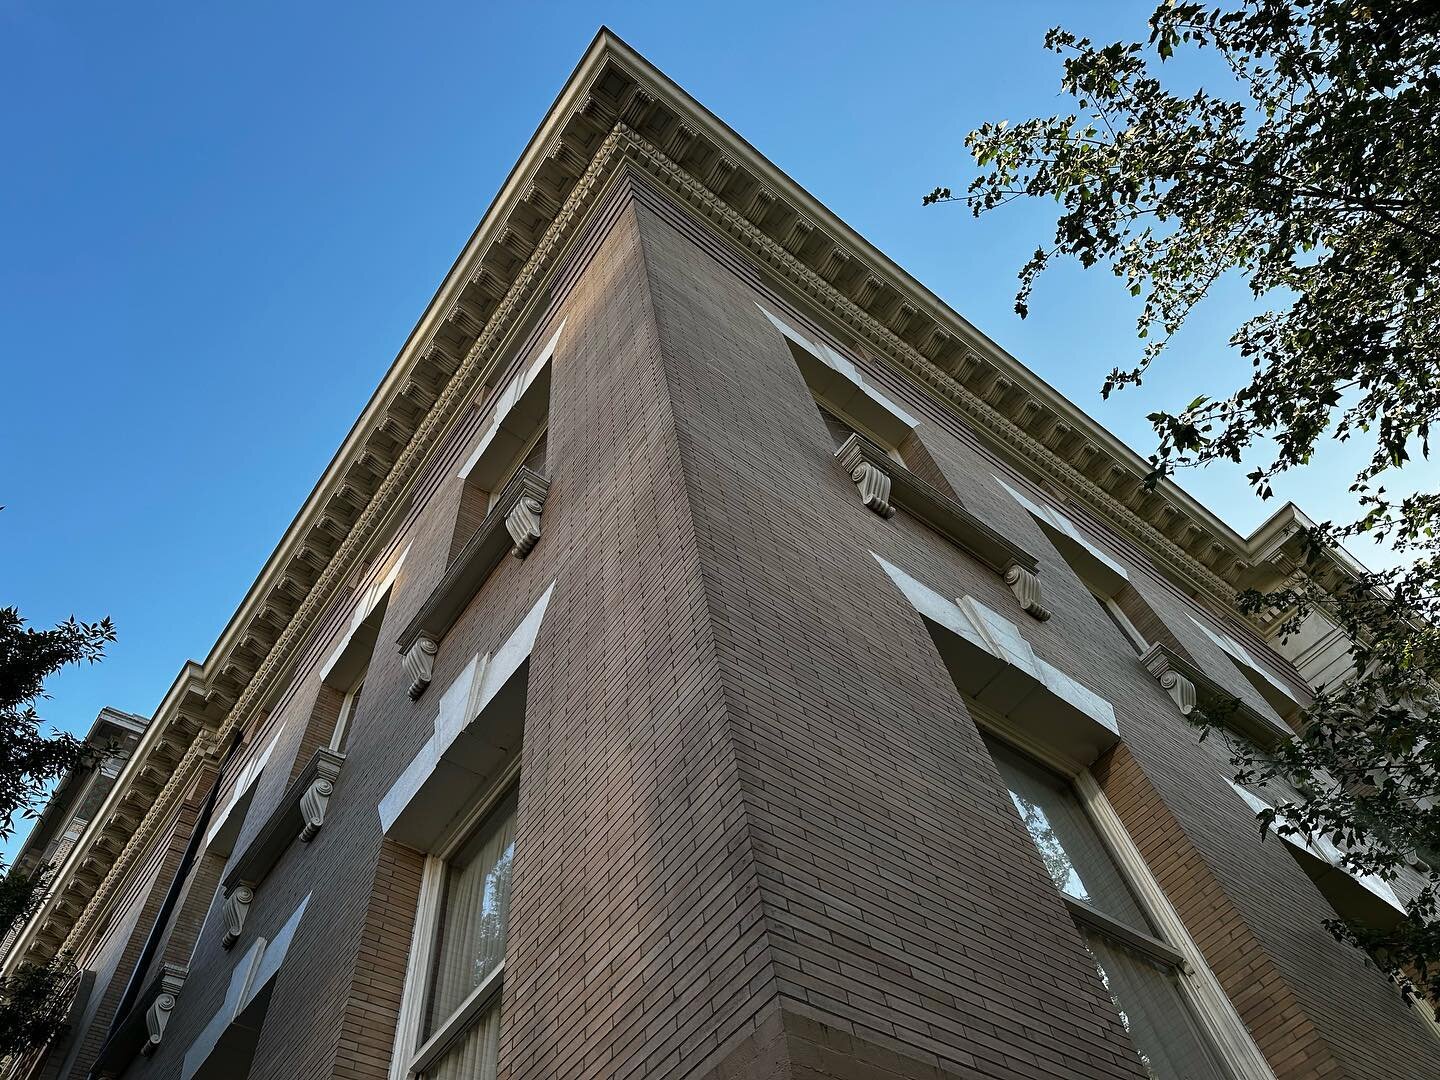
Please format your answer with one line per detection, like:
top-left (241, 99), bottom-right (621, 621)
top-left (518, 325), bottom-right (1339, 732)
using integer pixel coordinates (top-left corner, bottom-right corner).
top-left (221, 885), bottom-right (254, 951)
top-left (143, 991), bottom-right (177, 1056)
top-left (403, 636), bottom-right (439, 701)
top-left (836, 436), bottom-right (895, 518)
top-left (505, 494), bottom-right (546, 557)
top-left (1142, 642), bottom-right (1201, 718)
top-left (1003, 562), bottom-right (1051, 622)
top-left (299, 774), bottom-right (335, 843)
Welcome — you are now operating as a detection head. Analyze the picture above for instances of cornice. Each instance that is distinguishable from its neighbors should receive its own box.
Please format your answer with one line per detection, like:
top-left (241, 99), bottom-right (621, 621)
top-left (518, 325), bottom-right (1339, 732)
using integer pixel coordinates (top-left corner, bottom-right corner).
top-left (17, 30), bottom-right (1330, 968)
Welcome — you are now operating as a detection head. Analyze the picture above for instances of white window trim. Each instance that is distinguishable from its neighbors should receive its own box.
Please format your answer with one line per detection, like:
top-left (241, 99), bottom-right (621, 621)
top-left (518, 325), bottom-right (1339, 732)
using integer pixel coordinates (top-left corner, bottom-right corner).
top-left (459, 321), bottom-right (564, 484)
top-left (873, 554), bottom-right (1117, 742)
top-left (329, 670), bottom-right (366, 753)
top-left (1073, 772), bottom-right (1279, 1080)
top-left (1090, 586), bottom-right (1150, 655)
top-left (484, 421), bottom-right (548, 514)
top-left (1191, 616), bottom-right (1303, 717)
top-left (994, 475), bottom-right (1129, 595)
top-left (205, 731), bottom-right (281, 852)
top-left (387, 762), bottom-right (520, 1080)
top-left (756, 303), bottom-right (917, 442)
top-left (320, 545), bottom-right (410, 685)
top-left (1225, 780), bottom-right (1405, 914)
top-left (181, 894), bottom-right (310, 1080)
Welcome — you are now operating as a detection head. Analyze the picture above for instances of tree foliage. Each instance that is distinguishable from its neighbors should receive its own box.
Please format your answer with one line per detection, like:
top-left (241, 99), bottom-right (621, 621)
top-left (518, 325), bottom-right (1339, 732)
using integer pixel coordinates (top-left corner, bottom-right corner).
top-left (927, 1), bottom-right (1440, 1000)
top-left (0, 603), bottom-right (114, 1058)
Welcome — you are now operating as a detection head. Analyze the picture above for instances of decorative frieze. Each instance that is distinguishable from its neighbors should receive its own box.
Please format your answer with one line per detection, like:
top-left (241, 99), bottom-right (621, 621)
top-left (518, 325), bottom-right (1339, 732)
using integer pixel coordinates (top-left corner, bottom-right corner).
top-left (403, 635), bottom-right (439, 700)
top-left (1003, 562), bottom-right (1052, 622)
top-left (221, 886), bottom-right (253, 950)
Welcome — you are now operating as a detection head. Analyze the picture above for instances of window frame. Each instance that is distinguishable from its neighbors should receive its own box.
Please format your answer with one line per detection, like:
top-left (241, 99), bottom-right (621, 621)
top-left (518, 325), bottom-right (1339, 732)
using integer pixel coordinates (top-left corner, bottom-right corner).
top-left (978, 721), bottom-right (1276, 1079)
top-left (388, 760), bottom-right (521, 1080)
top-left (329, 668), bottom-right (367, 754)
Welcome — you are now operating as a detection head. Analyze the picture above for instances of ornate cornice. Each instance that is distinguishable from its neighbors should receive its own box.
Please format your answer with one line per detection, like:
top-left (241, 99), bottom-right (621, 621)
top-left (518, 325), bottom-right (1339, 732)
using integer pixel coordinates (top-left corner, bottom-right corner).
top-left (19, 31), bottom-right (1326, 968)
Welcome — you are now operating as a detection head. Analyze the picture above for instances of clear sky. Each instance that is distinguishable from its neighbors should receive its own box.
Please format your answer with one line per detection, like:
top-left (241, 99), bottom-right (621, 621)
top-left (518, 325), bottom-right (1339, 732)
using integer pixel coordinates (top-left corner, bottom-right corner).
top-left (2, 2), bottom-right (1420, 857)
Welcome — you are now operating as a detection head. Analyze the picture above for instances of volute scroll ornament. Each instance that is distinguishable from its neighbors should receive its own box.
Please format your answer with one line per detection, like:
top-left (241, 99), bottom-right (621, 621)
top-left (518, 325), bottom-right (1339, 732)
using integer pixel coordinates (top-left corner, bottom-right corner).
top-left (1003, 562), bottom-right (1051, 621)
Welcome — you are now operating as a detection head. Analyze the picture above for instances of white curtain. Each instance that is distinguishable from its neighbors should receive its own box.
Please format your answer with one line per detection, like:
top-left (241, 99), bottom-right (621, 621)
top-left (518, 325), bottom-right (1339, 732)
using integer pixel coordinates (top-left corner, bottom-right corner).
top-left (1084, 930), bottom-right (1226, 1080)
top-left (423, 1000), bottom-right (502, 1080)
top-left (424, 791), bottom-right (517, 1042)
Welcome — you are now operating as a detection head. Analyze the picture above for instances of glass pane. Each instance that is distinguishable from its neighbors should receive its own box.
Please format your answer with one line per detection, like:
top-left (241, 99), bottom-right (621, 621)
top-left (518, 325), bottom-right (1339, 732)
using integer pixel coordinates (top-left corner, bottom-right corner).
top-left (421, 999), bottom-right (502, 1080)
top-left (520, 428), bottom-right (546, 474)
top-left (987, 739), bottom-right (1151, 931)
top-left (1083, 930), bottom-right (1227, 1080)
top-left (425, 790), bottom-right (517, 1037)
top-left (816, 403), bottom-right (858, 450)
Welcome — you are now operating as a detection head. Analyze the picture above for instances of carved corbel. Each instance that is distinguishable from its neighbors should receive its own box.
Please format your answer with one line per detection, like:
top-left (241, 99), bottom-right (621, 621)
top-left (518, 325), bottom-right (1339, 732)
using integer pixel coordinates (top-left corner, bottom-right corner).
top-left (143, 993), bottom-right (176, 1056)
top-left (1141, 643), bottom-right (1198, 716)
top-left (1003, 562), bottom-right (1051, 621)
top-left (299, 774), bottom-right (335, 843)
top-left (1158, 669), bottom-right (1198, 716)
top-left (505, 495), bottom-right (545, 558)
top-left (221, 885), bottom-right (253, 950)
top-left (403, 635), bottom-right (439, 700)
top-left (835, 436), bottom-right (895, 518)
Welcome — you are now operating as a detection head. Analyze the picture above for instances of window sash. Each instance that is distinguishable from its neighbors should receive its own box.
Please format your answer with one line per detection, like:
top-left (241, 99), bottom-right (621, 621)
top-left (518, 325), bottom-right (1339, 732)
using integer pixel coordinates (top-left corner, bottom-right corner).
top-left (987, 736), bottom-right (1271, 1079)
top-left (389, 772), bottom-right (520, 1080)
top-left (410, 961), bottom-right (503, 1078)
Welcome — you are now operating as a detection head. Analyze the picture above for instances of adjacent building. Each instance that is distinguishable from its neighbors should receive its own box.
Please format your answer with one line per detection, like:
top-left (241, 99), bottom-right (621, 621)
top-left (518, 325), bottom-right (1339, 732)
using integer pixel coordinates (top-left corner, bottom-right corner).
top-left (4, 29), bottom-right (1435, 1080)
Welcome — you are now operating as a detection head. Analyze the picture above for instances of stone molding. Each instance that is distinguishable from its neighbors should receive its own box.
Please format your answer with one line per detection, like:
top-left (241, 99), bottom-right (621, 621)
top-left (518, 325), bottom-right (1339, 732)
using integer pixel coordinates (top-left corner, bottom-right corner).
top-left (395, 468), bottom-right (550, 700)
top-left (217, 748), bottom-right (344, 949)
top-left (836, 434), bottom-right (1047, 622)
top-left (92, 962), bottom-right (187, 1077)
top-left (1140, 642), bottom-right (1287, 747)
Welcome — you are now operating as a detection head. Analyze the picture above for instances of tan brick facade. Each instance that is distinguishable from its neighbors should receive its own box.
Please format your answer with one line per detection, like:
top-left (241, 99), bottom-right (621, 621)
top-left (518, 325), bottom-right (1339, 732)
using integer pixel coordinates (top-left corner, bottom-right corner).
top-left (6, 31), bottom-right (1436, 1080)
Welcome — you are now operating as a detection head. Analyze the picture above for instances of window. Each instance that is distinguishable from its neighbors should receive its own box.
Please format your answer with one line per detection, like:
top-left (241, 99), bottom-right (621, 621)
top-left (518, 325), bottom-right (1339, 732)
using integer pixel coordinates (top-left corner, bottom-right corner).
top-left (757, 304), bottom-right (916, 456)
top-left (1091, 587), bottom-right (1150, 656)
top-left (406, 789), bottom-right (517, 1080)
top-left (988, 738), bottom-right (1231, 1080)
top-left (1191, 616), bottom-right (1303, 721)
top-left (995, 476), bottom-right (1128, 597)
top-left (205, 727), bottom-right (281, 859)
top-left (330, 671), bottom-right (365, 754)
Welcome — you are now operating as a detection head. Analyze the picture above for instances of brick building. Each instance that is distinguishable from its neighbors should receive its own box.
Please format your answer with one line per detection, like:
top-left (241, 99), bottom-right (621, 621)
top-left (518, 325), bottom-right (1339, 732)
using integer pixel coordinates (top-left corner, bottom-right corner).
top-left (4, 29), bottom-right (1436, 1080)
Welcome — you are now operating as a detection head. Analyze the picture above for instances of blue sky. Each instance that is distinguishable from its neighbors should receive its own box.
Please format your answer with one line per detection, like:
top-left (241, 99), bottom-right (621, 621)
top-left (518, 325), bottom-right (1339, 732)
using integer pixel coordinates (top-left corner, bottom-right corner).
top-left (1, 2), bottom-right (1416, 854)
